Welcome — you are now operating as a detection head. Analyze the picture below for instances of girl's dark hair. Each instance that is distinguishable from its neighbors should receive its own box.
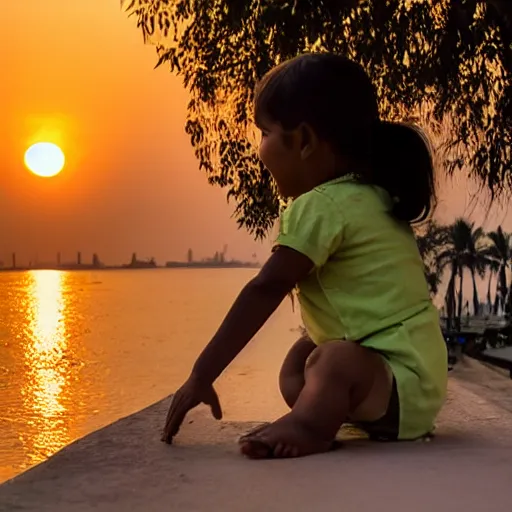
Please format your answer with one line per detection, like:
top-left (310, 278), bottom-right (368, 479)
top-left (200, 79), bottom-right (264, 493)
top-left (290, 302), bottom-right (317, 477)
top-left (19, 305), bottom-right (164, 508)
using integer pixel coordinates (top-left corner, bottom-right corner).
top-left (254, 53), bottom-right (436, 224)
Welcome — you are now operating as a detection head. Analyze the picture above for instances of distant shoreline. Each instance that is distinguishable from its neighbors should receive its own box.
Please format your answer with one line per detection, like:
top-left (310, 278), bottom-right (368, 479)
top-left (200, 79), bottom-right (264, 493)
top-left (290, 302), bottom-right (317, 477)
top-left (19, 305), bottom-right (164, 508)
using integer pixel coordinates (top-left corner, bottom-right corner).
top-left (165, 261), bottom-right (260, 269)
top-left (0, 264), bottom-right (261, 273)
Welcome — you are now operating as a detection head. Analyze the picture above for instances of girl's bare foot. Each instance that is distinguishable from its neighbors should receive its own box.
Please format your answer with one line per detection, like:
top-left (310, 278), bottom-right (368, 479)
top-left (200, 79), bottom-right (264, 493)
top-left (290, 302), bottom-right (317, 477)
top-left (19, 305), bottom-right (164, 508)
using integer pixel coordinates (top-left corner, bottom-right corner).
top-left (239, 414), bottom-right (332, 459)
top-left (238, 422), bottom-right (270, 444)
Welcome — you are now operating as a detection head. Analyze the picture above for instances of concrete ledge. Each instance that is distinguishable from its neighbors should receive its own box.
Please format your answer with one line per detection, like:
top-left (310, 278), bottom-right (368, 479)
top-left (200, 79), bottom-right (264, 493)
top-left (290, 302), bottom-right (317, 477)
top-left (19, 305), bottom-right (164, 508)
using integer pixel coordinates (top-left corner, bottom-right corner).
top-left (1, 375), bottom-right (511, 512)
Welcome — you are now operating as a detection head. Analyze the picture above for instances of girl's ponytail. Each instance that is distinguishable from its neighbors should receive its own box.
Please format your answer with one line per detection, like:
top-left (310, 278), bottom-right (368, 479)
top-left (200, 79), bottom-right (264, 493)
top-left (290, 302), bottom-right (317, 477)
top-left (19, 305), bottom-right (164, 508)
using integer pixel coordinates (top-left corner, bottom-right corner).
top-left (371, 121), bottom-right (436, 224)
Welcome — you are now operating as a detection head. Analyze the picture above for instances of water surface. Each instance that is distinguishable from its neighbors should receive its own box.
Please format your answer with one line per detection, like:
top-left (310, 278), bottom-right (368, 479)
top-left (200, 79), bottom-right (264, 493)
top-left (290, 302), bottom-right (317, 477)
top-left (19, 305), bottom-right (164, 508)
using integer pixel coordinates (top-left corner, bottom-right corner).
top-left (0, 269), bottom-right (299, 482)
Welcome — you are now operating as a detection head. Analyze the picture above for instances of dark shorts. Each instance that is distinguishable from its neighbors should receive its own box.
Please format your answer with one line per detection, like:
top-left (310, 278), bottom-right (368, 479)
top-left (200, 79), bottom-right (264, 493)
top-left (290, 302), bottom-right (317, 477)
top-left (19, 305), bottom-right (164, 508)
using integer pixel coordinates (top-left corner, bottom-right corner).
top-left (353, 377), bottom-right (400, 441)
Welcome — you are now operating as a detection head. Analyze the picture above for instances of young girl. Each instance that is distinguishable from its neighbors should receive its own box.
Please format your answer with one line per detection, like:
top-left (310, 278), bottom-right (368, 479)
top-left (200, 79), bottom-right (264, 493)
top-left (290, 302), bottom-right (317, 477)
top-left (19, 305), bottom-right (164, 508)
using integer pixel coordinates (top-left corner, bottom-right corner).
top-left (161, 53), bottom-right (448, 459)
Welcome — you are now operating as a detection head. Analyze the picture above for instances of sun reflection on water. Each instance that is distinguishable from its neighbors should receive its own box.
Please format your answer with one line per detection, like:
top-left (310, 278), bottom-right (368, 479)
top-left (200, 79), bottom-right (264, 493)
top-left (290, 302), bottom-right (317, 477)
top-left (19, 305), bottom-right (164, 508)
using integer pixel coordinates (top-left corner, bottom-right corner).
top-left (21, 270), bottom-right (71, 464)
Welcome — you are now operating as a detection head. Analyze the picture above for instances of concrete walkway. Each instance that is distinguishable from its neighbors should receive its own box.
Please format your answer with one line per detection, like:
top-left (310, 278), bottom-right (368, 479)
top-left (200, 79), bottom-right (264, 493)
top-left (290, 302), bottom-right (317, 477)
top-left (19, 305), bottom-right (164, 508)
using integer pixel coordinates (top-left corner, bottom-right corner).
top-left (1, 363), bottom-right (512, 512)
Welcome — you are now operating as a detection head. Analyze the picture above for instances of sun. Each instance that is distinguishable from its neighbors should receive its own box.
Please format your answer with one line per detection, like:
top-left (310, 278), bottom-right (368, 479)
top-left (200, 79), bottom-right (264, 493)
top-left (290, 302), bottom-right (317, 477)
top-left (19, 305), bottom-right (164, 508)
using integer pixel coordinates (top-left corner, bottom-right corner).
top-left (24, 142), bottom-right (65, 178)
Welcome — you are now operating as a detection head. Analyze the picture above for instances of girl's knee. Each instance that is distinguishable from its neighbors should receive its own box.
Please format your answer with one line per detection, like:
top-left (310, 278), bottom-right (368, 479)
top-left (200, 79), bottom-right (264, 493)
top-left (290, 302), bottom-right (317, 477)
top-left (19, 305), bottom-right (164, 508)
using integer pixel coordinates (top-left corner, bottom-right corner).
top-left (278, 338), bottom-right (316, 408)
top-left (281, 337), bottom-right (317, 375)
top-left (307, 341), bottom-right (378, 380)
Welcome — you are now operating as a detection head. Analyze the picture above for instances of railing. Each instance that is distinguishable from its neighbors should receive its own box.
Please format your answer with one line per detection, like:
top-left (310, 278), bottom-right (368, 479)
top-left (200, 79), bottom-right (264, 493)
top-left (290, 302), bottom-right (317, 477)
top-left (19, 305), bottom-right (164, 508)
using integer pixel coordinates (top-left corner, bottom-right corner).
top-left (474, 348), bottom-right (512, 379)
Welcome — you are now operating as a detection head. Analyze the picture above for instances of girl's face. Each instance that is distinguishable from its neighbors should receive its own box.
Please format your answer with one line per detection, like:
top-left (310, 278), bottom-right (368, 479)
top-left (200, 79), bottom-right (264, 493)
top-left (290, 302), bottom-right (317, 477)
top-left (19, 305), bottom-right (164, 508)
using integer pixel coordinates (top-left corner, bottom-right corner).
top-left (258, 118), bottom-right (338, 199)
top-left (258, 120), bottom-right (305, 198)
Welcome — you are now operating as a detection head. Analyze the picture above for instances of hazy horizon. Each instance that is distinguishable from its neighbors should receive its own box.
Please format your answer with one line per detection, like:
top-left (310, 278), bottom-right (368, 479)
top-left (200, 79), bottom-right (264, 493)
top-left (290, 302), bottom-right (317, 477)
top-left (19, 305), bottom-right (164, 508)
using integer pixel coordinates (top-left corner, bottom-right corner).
top-left (0, 247), bottom-right (261, 268)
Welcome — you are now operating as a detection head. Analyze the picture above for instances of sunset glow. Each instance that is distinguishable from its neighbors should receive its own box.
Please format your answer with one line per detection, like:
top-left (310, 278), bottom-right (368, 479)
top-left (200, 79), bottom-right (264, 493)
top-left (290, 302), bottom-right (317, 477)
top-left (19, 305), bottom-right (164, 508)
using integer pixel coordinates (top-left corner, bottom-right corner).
top-left (1, 0), bottom-right (509, 269)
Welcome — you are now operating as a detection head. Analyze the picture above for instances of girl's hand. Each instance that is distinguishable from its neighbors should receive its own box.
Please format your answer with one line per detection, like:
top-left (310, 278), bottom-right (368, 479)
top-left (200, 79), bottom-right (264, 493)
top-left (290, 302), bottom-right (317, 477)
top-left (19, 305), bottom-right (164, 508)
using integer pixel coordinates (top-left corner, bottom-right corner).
top-left (161, 247), bottom-right (312, 445)
top-left (161, 375), bottom-right (222, 444)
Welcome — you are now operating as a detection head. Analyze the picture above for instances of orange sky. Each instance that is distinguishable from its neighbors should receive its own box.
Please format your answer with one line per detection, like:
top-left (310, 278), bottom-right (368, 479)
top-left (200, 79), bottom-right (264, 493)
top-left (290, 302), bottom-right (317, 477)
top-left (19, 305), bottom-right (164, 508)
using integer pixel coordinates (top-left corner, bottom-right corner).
top-left (1, 0), bottom-right (510, 267)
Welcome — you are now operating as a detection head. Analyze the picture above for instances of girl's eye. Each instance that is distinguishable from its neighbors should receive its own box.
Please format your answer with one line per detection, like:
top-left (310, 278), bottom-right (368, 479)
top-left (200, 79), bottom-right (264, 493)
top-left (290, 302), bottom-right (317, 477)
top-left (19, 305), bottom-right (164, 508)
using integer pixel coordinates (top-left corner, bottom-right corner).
top-left (261, 131), bottom-right (269, 138)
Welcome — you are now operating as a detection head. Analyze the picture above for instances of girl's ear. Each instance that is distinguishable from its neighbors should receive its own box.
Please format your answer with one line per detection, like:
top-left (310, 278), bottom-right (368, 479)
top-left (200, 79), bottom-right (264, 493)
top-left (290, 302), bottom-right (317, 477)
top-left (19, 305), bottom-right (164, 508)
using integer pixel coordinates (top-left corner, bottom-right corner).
top-left (297, 123), bottom-right (319, 160)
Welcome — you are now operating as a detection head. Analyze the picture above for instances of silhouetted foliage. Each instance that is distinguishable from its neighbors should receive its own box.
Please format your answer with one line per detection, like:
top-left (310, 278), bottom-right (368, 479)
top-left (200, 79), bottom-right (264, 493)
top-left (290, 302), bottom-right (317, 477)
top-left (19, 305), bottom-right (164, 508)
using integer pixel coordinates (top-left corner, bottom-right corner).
top-left (484, 226), bottom-right (512, 314)
top-left (123, 0), bottom-right (512, 238)
top-left (415, 221), bottom-right (449, 297)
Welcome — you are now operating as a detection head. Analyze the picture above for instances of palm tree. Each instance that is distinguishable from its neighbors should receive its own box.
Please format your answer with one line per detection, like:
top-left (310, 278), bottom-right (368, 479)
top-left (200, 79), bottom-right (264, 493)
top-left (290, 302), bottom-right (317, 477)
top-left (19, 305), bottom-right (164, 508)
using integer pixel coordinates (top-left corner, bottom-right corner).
top-left (437, 219), bottom-right (488, 330)
top-left (485, 261), bottom-right (499, 314)
top-left (484, 227), bottom-right (512, 316)
top-left (466, 228), bottom-right (488, 317)
top-left (415, 221), bottom-right (447, 297)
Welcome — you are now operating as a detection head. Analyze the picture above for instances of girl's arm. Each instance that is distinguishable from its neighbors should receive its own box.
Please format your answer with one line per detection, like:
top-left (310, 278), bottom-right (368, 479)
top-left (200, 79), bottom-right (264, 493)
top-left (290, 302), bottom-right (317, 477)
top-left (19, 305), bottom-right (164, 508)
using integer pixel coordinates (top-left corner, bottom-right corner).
top-left (191, 246), bottom-right (314, 385)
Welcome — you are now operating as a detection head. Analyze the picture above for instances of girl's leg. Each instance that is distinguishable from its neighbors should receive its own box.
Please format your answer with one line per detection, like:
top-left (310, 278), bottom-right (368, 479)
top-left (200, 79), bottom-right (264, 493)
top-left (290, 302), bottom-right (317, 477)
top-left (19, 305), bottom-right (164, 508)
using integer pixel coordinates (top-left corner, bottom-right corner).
top-left (239, 341), bottom-right (393, 459)
top-left (238, 335), bottom-right (316, 443)
top-left (279, 335), bottom-right (317, 408)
